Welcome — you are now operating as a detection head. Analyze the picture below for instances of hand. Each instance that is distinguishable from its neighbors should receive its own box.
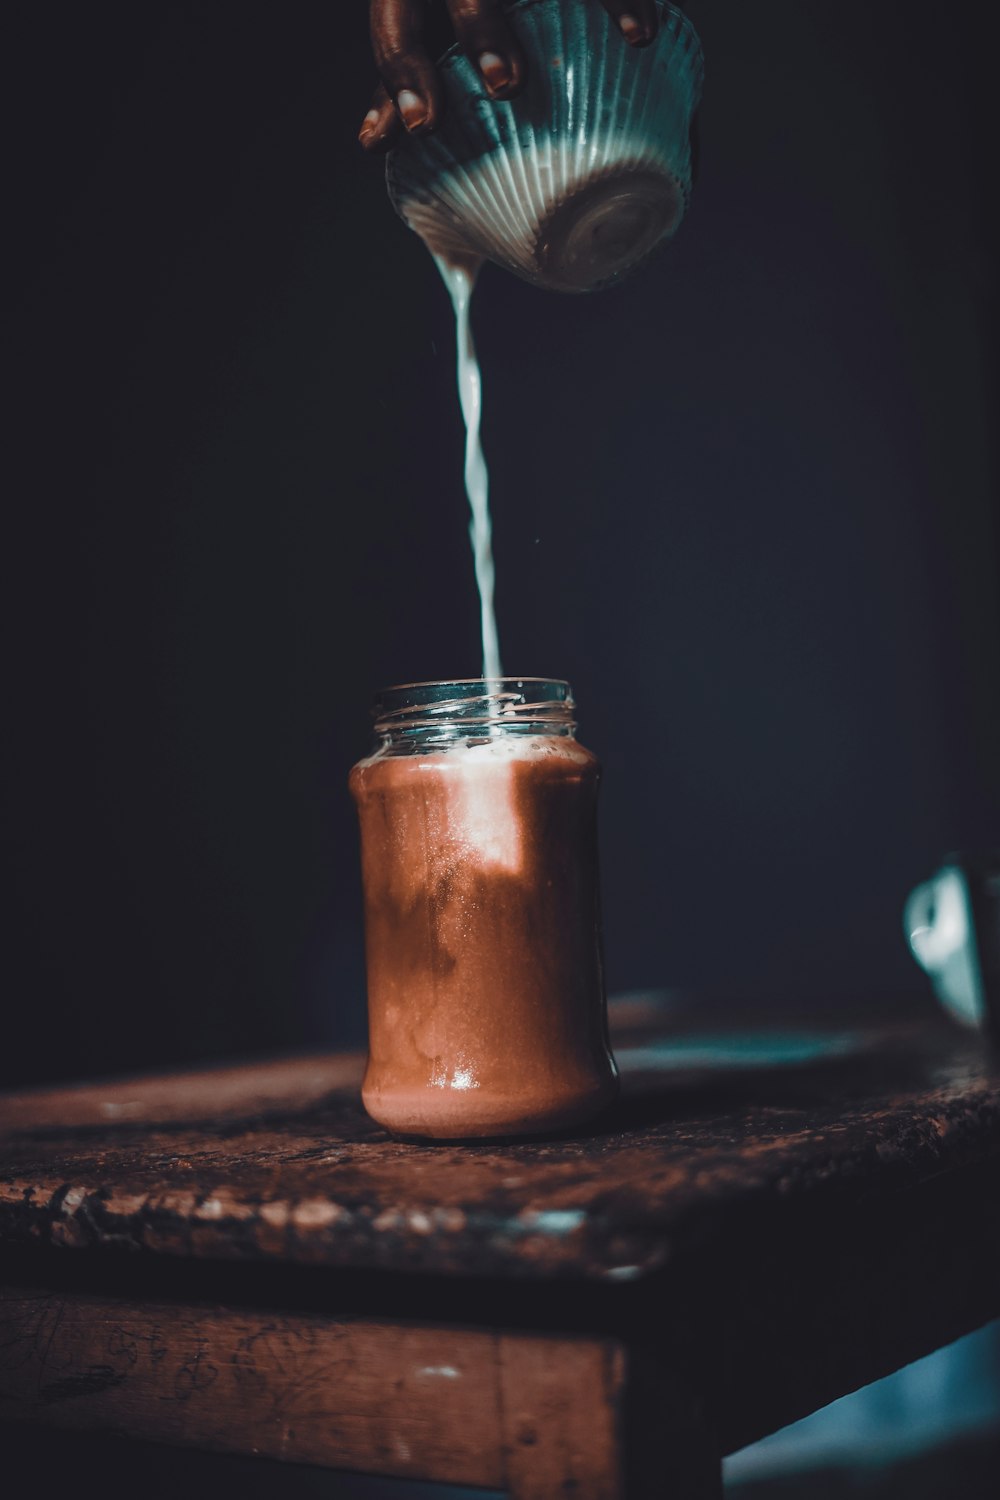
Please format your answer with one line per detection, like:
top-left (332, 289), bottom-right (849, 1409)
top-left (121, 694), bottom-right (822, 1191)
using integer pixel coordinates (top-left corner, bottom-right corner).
top-left (359, 1), bottom-right (662, 150)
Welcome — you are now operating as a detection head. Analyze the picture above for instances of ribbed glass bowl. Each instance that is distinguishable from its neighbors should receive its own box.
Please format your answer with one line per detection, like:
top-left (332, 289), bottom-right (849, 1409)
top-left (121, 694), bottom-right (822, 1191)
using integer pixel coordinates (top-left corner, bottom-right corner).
top-left (386, 0), bottom-right (704, 292)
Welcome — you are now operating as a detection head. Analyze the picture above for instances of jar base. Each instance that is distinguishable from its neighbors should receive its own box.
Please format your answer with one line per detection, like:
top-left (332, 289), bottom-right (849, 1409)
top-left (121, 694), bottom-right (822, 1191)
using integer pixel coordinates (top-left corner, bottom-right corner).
top-left (362, 1072), bottom-right (619, 1144)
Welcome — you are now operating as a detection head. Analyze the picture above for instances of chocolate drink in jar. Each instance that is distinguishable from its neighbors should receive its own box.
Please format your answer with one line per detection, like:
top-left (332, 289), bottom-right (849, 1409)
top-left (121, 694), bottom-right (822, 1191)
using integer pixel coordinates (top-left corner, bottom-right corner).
top-left (349, 679), bottom-right (618, 1140)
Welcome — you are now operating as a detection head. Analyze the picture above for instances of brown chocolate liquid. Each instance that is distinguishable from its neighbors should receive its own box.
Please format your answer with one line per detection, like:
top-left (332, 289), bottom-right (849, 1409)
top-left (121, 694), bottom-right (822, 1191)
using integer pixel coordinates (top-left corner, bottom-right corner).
top-left (350, 735), bottom-right (618, 1139)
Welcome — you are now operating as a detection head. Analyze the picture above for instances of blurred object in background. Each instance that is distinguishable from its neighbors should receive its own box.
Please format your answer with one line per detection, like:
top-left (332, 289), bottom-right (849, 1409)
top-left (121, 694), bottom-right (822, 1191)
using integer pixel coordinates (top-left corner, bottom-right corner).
top-left (726, 1319), bottom-right (1000, 1495)
top-left (729, 1431), bottom-right (1000, 1498)
top-left (906, 853), bottom-right (1000, 1042)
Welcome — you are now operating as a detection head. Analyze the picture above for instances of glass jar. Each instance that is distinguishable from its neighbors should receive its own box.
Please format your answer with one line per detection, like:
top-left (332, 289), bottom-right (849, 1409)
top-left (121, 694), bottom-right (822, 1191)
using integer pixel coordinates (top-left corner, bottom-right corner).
top-left (349, 678), bottom-right (618, 1140)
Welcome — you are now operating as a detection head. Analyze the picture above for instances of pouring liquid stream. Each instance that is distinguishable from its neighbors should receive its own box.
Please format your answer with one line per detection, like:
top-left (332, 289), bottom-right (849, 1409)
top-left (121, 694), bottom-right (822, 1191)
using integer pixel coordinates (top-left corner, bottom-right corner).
top-left (434, 254), bottom-right (503, 683)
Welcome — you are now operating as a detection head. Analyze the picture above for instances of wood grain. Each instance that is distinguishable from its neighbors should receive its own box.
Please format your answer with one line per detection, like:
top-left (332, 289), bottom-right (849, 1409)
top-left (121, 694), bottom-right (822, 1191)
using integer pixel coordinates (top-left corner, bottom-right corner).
top-left (1, 1022), bottom-right (998, 1283)
top-left (1, 1015), bottom-right (998, 1482)
top-left (0, 1287), bottom-right (648, 1496)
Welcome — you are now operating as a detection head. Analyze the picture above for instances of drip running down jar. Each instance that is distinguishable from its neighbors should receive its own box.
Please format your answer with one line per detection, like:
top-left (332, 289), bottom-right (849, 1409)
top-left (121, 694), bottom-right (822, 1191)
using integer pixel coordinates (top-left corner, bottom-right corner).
top-left (349, 679), bottom-right (618, 1140)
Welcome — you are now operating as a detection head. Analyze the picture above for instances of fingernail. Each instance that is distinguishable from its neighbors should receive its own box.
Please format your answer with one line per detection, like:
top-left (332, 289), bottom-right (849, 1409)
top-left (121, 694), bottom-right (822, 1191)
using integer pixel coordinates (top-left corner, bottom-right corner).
top-left (618, 14), bottom-right (649, 44)
top-left (479, 51), bottom-right (512, 92)
top-left (396, 89), bottom-right (428, 130)
top-left (358, 109), bottom-right (380, 145)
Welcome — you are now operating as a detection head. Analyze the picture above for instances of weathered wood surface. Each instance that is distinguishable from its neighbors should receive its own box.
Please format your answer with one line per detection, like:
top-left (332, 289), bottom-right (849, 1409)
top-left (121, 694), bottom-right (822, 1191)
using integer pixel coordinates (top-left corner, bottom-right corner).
top-left (1, 1009), bottom-right (998, 1473)
top-left (1, 1015), bottom-right (998, 1284)
top-left (0, 1289), bottom-right (635, 1496)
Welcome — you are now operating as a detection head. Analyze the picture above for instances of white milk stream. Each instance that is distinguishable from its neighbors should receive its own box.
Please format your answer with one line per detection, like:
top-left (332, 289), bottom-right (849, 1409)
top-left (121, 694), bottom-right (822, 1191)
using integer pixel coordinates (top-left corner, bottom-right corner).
top-left (434, 255), bottom-right (503, 682)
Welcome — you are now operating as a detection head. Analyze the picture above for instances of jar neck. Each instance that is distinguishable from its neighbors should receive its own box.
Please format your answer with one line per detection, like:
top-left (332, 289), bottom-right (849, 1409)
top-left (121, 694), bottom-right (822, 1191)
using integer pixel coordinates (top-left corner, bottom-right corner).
top-left (371, 679), bottom-right (576, 753)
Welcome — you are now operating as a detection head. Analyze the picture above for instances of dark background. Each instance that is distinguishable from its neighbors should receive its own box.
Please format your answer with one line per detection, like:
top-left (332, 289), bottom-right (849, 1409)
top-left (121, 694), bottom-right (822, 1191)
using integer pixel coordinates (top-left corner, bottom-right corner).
top-left (5, 1), bottom-right (999, 1087)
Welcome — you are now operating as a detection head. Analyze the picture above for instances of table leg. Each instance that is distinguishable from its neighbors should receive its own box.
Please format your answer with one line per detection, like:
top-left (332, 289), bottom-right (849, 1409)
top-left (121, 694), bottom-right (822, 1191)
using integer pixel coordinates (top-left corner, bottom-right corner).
top-left (498, 1334), bottom-right (722, 1499)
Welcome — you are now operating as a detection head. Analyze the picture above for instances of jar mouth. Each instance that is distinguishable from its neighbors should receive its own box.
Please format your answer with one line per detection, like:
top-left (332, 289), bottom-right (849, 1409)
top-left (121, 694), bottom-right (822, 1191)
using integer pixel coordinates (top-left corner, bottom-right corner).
top-left (372, 678), bottom-right (575, 745)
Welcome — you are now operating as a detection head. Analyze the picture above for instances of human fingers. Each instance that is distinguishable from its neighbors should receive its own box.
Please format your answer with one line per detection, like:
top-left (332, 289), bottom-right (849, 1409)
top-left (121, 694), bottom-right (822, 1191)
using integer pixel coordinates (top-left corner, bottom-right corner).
top-left (445, 0), bottom-right (527, 100)
top-left (358, 83), bottom-right (399, 152)
top-left (370, 0), bottom-right (443, 135)
top-left (599, 0), bottom-right (660, 47)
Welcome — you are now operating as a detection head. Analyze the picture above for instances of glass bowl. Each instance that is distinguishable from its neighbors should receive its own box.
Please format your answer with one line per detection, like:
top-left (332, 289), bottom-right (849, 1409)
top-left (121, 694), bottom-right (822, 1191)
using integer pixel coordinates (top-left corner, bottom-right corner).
top-left (386, 0), bottom-right (704, 293)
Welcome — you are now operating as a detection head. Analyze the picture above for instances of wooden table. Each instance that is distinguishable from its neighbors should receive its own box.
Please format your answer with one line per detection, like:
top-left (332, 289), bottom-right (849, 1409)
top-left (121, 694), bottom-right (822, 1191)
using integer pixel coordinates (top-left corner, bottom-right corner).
top-left (2, 998), bottom-right (999, 1497)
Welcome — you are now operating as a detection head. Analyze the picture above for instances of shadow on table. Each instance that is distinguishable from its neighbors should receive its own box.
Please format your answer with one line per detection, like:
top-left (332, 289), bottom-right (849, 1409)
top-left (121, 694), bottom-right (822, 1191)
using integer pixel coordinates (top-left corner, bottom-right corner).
top-left (0, 1424), bottom-right (503, 1499)
top-left (589, 1022), bottom-right (965, 1138)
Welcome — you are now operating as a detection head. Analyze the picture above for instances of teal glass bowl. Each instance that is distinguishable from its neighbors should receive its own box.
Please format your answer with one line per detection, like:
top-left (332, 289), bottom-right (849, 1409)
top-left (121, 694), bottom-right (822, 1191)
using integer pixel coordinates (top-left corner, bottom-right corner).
top-left (386, 0), bottom-right (704, 292)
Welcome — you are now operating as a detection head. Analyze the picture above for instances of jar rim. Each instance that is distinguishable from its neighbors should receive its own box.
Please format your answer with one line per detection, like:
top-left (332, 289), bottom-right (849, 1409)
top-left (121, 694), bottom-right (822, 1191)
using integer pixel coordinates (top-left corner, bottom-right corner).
top-left (377, 676), bottom-right (570, 695)
top-left (371, 678), bottom-right (575, 744)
